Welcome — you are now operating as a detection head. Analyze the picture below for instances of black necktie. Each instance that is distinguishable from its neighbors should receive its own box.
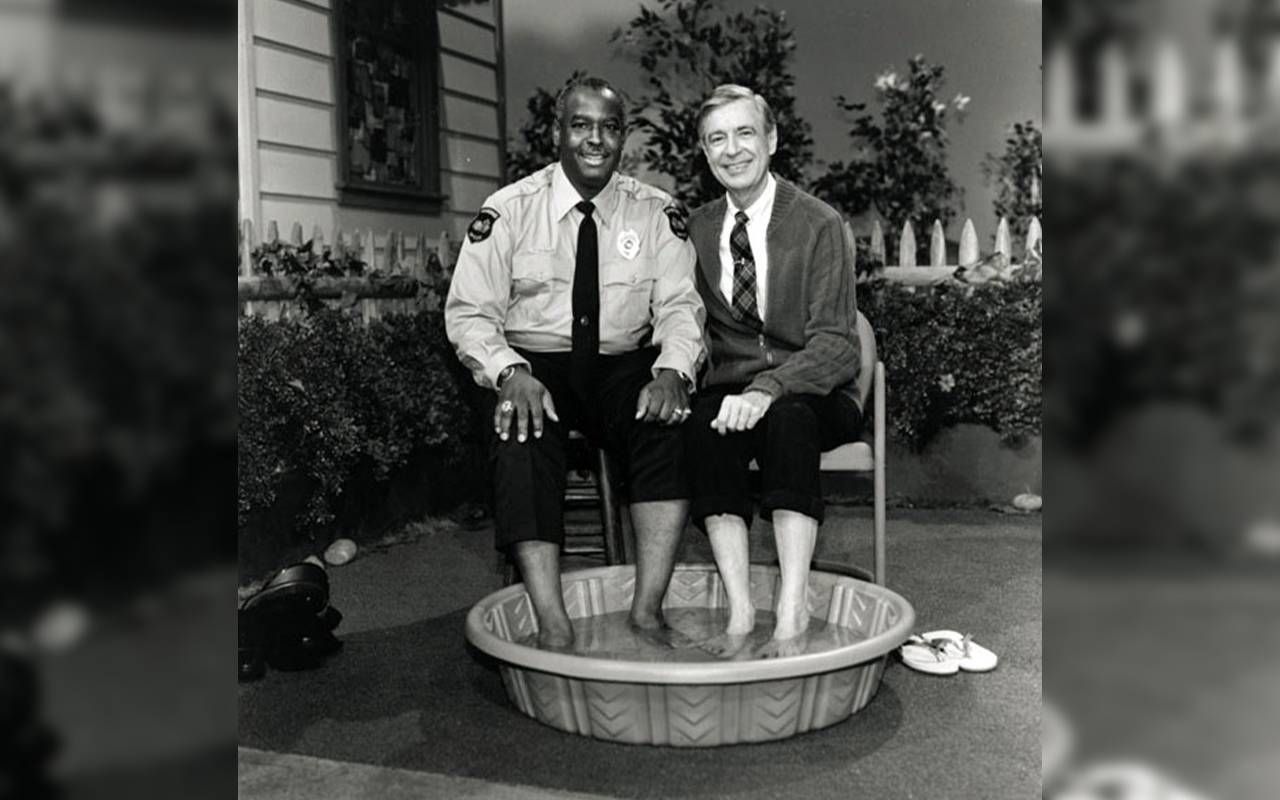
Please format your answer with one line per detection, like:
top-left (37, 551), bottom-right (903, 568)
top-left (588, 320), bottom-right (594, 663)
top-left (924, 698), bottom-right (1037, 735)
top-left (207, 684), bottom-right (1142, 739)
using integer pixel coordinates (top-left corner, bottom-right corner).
top-left (571, 200), bottom-right (598, 394)
top-left (730, 210), bottom-right (760, 323)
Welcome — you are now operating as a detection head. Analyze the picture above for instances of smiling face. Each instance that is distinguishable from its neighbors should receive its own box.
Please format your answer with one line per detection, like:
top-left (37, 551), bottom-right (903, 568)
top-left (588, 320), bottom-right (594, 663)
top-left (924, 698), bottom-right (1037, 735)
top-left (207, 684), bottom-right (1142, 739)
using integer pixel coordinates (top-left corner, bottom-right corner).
top-left (699, 97), bottom-right (777, 209)
top-left (553, 86), bottom-right (625, 200)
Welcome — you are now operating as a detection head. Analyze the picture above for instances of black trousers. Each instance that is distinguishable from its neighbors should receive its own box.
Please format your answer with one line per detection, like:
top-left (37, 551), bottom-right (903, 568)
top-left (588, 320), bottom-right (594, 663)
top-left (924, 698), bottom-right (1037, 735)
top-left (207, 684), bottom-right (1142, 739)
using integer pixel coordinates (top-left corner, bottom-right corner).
top-left (685, 385), bottom-right (863, 530)
top-left (481, 347), bottom-right (687, 552)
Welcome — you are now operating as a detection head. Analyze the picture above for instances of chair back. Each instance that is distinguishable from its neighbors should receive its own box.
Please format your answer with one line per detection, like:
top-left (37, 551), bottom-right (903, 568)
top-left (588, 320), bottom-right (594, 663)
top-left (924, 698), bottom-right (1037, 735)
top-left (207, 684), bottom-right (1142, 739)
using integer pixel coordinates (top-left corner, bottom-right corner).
top-left (855, 310), bottom-right (876, 409)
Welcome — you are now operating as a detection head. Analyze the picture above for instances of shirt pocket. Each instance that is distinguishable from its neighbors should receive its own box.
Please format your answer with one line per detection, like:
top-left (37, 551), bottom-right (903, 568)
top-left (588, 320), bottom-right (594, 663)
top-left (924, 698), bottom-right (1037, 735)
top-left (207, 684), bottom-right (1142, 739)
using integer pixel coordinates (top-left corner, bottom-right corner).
top-left (509, 252), bottom-right (566, 324)
top-left (600, 258), bottom-right (656, 333)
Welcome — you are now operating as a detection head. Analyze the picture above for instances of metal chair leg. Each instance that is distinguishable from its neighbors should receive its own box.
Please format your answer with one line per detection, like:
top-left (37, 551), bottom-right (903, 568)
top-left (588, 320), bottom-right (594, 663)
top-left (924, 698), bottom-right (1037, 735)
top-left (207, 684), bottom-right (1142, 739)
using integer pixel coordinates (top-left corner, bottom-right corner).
top-left (873, 361), bottom-right (886, 586)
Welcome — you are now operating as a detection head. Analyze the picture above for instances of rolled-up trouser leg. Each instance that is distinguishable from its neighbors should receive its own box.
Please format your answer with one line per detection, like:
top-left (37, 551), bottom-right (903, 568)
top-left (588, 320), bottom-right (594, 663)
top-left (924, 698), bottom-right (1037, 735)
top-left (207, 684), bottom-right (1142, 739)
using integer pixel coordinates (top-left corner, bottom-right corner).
top-left (686, 386), bottom-right (756, 531)
top-left (488, 409), bottom-right (570, 552)
top-left (757, 394), bottom-right (826, 524)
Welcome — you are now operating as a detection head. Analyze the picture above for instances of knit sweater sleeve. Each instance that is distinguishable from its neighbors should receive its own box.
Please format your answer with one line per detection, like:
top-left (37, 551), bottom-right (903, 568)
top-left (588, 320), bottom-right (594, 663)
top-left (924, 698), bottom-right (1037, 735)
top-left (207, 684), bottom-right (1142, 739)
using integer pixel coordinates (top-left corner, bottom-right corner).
top-left (746, 214), bottom-right (861, 398)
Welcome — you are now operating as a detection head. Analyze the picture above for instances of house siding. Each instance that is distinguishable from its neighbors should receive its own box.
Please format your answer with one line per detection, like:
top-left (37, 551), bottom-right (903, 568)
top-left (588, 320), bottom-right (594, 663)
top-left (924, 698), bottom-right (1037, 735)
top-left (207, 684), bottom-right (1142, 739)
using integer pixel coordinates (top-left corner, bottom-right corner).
top-left (240, 0), bottom-right (505, 251)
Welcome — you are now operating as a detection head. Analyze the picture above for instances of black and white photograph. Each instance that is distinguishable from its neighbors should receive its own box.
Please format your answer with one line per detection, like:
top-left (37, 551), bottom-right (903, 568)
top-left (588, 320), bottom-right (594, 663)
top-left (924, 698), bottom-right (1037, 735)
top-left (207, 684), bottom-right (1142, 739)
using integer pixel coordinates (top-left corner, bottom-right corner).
top-left (2, 1), bottom-right (1280, 799)
top-left (234, 1), bottom-right (1042, 797)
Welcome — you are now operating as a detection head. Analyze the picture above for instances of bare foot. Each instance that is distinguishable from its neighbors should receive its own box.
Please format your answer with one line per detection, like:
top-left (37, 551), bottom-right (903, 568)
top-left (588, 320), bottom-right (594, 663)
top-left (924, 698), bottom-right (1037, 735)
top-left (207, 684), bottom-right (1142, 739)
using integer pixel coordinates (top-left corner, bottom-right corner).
top-left (537, 620), bottom-right (575, 653)
top-left (755, 609), bottom-right (810, 659)
top-left (698, 632), bottom-right (752, 658)
top-left (628, 612), bottom-right (696, 649)
top-left (697, 602), bottom-right (755, 658)
top-left (754, 631), bottom-right (809, 658)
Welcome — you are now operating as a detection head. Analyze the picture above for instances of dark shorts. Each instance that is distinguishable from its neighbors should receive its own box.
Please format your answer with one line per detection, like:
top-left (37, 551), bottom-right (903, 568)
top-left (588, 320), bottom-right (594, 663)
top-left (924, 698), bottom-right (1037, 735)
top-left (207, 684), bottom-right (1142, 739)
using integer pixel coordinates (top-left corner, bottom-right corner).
top-left (685, 385), bottom-right (863, 530)
top-left (481, 347), bottom-right (687, 551)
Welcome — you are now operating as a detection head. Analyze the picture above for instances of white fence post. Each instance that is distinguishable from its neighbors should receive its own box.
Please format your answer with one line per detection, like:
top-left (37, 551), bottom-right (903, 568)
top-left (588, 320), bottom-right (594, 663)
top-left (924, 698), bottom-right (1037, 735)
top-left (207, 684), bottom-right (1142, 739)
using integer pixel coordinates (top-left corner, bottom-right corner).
top-left (995, 217), bottom-right (1011, 260)
top-left (898, 221), bottom-right (917, 268)
top-left (870, 220), bottom-right (885, 266)
top-left (1025, 217), bottom-right (1043, 259)
top-left (958, 219), bottom-right (979, 267)
top-left (1046, 46), bottom-right (1075, 128)
top-left (1152, 37), bottom-right (1188, 126)
top-left (929, 219), bottom-right (946, 267)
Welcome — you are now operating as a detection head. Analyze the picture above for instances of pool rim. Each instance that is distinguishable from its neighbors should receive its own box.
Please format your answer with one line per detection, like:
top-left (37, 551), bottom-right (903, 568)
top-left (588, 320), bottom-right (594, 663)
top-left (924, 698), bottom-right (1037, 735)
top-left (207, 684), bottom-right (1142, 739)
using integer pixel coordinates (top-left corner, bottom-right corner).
top-left (464, 563), bottom-right (916, 685)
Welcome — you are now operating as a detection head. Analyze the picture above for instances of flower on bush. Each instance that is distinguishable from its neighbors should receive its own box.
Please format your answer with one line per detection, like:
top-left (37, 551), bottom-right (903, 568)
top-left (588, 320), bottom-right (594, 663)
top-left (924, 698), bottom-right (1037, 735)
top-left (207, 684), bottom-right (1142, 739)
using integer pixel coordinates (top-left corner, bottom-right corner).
top-left (1112, 311), bottom-right (1146, 349)
top-left (874, 70), bottom-right (900, 92)
top-left (938, 373), bottom-right (956, 393)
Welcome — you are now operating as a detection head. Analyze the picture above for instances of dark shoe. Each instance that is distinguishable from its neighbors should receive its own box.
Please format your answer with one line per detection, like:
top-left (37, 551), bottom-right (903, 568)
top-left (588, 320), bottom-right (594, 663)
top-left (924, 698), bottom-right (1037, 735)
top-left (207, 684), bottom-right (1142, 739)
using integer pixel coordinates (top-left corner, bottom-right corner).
top-left (264, 608), bottom-right (343, 672)
top-left (241, 563), bottom-right (330, 618)
top-left (317, 605), bottom-right (343, 632)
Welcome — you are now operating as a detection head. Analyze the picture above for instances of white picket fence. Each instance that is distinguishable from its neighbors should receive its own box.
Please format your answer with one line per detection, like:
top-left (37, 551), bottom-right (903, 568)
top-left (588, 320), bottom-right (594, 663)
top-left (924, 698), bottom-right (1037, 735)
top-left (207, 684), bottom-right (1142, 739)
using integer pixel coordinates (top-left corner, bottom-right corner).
top-left (237, 219), bottom-right (458, 321)
top-left (237, 211), bottom-right (1043, 319)
top-left (854, 214), bottom-right (1042, 285)
top-left (1046, 34), bottom-right (1280, 153)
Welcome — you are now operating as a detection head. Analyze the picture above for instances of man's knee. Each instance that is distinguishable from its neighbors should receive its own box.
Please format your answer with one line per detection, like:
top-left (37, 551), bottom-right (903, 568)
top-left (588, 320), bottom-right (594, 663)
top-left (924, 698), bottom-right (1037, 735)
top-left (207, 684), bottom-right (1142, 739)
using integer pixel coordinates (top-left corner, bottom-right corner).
top-left (764, 395), bottom-right (819, 435)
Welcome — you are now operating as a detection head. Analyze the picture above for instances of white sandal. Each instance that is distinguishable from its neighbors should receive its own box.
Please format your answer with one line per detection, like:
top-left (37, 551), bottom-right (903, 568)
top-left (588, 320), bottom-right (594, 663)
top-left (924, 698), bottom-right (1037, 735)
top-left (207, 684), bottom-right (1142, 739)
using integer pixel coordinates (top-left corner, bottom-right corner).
top-left (900, 634), bottom-right (961, 675)
top-left (918, 629), bottom-right (998, 672)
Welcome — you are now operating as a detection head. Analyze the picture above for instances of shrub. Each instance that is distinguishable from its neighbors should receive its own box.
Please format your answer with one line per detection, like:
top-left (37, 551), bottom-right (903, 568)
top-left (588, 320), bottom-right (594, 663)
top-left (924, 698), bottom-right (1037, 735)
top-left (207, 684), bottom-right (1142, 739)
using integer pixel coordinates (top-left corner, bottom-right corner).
top-left (237, 308), bottom-right (473, 536)
top-left (860, 276), bottom-right (1042, 452)
top-left (1047, 154), bottom-right (1280, 447)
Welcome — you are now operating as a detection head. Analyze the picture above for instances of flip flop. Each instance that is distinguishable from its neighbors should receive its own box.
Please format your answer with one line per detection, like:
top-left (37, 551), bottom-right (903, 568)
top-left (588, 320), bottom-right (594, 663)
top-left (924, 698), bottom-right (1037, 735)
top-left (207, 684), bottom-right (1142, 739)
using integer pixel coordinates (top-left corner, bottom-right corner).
top-left (899, 634), bottom-right (961, 675)
top-left (918, 630), bottom-right (998, 672)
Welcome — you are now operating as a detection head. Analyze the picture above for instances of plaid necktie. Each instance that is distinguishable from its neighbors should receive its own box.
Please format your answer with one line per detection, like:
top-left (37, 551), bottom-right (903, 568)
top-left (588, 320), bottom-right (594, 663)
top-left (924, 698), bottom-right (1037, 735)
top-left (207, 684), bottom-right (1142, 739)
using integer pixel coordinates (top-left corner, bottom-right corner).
top-left (571, 200), bottom-right (598, 394)
top-left (730, 210), bottom-right (760, 323)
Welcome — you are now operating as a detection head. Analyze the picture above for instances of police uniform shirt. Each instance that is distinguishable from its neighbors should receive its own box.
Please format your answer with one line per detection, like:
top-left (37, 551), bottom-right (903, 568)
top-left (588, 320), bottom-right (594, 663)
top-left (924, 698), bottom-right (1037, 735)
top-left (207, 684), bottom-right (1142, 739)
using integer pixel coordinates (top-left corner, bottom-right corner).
top-left (445, 163), bottom-right (705, 390)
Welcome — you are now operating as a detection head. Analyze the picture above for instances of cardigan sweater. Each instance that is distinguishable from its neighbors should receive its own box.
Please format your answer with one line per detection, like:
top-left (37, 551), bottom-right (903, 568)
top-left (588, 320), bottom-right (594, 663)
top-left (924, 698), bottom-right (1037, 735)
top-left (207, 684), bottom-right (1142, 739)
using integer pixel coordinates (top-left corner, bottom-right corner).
top-left (688, 176), bottom-right (862, 410)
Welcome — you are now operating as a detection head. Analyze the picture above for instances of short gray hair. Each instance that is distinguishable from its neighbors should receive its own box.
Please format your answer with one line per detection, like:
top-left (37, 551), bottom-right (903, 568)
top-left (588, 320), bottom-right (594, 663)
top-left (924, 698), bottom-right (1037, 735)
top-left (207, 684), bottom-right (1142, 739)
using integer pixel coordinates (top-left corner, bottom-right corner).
top-left (554, 75), bottom-right (627, 123)
top-left (695, 84), bottom-right (776, 140)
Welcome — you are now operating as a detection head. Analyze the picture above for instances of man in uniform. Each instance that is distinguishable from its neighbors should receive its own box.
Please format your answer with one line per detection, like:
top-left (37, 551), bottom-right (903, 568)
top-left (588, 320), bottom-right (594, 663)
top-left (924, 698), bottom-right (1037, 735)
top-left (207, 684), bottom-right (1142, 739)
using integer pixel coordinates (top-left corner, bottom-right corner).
top-left (445, 76), bottom-right (704, 650)
top-left (686, 85), bottom-right (863, 659)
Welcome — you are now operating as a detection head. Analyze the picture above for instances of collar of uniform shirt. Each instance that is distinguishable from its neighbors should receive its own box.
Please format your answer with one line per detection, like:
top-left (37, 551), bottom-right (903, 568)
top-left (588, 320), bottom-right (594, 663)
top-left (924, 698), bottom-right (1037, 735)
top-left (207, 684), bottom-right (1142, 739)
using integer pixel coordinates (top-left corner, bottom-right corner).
top-left (550, 163), bottom-right (621, 230)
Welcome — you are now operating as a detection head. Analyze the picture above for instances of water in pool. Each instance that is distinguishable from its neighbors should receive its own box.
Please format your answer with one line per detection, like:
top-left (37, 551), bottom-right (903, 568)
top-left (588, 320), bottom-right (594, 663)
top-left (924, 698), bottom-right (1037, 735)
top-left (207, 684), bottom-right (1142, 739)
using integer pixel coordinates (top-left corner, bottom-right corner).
top-left (517, 608), bottom-right (868, 661)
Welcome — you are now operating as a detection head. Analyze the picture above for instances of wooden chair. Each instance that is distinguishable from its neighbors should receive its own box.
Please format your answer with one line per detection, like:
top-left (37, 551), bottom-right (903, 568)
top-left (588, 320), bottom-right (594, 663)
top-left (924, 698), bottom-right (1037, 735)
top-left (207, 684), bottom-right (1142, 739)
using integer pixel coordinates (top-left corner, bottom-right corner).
top-left (501, 432), bottom-right (627, 586)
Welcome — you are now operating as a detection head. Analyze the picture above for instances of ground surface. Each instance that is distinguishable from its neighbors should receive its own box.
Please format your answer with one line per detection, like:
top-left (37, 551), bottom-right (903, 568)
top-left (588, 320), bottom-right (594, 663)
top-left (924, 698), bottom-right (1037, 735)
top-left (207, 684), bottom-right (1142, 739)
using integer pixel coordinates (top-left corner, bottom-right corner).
top-left (237, 507), bottom-right (1041, 800)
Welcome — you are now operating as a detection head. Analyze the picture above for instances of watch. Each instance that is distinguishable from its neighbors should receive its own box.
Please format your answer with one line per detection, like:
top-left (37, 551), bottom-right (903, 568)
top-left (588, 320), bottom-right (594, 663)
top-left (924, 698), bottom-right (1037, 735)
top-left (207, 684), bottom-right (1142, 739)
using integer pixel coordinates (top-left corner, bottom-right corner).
top-left (662, 368), bottom-right (696, 395)
top-left (495, 364), bottom-right (526, 390)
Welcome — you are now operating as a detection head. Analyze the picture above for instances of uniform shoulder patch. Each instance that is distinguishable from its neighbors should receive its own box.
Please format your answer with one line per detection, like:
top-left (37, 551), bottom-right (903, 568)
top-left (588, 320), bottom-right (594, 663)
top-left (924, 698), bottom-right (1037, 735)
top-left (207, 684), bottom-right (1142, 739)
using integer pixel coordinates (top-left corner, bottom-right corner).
top-left (467, 207), bottom-right (501, 244)
top-left (663, 203), bottom-right (689, 241)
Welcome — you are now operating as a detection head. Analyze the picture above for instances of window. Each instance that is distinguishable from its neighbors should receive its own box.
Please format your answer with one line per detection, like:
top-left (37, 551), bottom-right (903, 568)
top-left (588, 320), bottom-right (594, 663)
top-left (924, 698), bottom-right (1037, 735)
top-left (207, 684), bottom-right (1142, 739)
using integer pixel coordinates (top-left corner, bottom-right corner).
top-left (333, 0), bottom-right (444, 212)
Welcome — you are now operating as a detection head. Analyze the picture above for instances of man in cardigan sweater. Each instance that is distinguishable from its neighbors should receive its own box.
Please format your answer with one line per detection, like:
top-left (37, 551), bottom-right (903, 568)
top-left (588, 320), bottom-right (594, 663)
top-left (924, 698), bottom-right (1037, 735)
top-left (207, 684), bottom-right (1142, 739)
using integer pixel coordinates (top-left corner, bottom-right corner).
top-left (686, 85), bottom-right (863, 658)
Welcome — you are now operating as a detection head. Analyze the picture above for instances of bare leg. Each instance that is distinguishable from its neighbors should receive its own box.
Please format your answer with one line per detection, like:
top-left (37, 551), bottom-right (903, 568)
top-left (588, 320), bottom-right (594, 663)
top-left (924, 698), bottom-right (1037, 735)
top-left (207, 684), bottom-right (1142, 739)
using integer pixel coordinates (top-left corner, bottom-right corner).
top-left (627, 499), bottom-right (693, 647)
top-left (699, 513), bottom-right (755, 658)
top-left (756, 509), bottom-right (817, 658)
top-left (512, 540), bottom-right (573, 651)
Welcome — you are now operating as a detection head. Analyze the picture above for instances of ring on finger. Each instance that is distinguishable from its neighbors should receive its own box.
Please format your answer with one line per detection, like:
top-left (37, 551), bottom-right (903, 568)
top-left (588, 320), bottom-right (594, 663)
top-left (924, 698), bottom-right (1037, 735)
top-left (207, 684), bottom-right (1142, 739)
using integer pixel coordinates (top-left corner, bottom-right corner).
top-left (500, 400), bottom-right (514, 413)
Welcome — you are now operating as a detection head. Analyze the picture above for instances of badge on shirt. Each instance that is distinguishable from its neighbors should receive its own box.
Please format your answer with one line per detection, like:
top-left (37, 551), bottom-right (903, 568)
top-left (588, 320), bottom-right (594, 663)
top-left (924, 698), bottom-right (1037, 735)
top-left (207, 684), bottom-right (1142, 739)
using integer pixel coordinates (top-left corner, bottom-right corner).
top-left (663, 203), bottom-right (689, 241)
top-left (467, 207), bottom-right (500, 243)
top-left (617, 229), bottom-right (641, 260)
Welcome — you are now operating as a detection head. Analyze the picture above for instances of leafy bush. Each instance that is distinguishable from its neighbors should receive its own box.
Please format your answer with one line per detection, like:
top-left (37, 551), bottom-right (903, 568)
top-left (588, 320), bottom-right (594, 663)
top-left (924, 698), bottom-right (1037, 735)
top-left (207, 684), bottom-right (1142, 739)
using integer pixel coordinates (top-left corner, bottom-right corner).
top-left (1, 80), bottom-right (236, 612)
top-left (815, 55), bottom-right (969, 262)
top-left (611, 0), bottom-right (815, 207)
top-left (237, 309), bottom-right (474, 536)
top-left (860, 276), bottom-right (1042, 452)
top-left (1047, 154), bottom-right (1280, 447)
top-left (983, 120), bottom-right (1042, 253)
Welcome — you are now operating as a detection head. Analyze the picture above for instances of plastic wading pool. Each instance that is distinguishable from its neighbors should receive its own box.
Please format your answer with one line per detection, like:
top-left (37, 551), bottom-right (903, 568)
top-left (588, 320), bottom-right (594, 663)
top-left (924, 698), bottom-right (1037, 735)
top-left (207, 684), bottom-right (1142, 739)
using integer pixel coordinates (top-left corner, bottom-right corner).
top-left (465, 563), bottom-right (915, 746)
